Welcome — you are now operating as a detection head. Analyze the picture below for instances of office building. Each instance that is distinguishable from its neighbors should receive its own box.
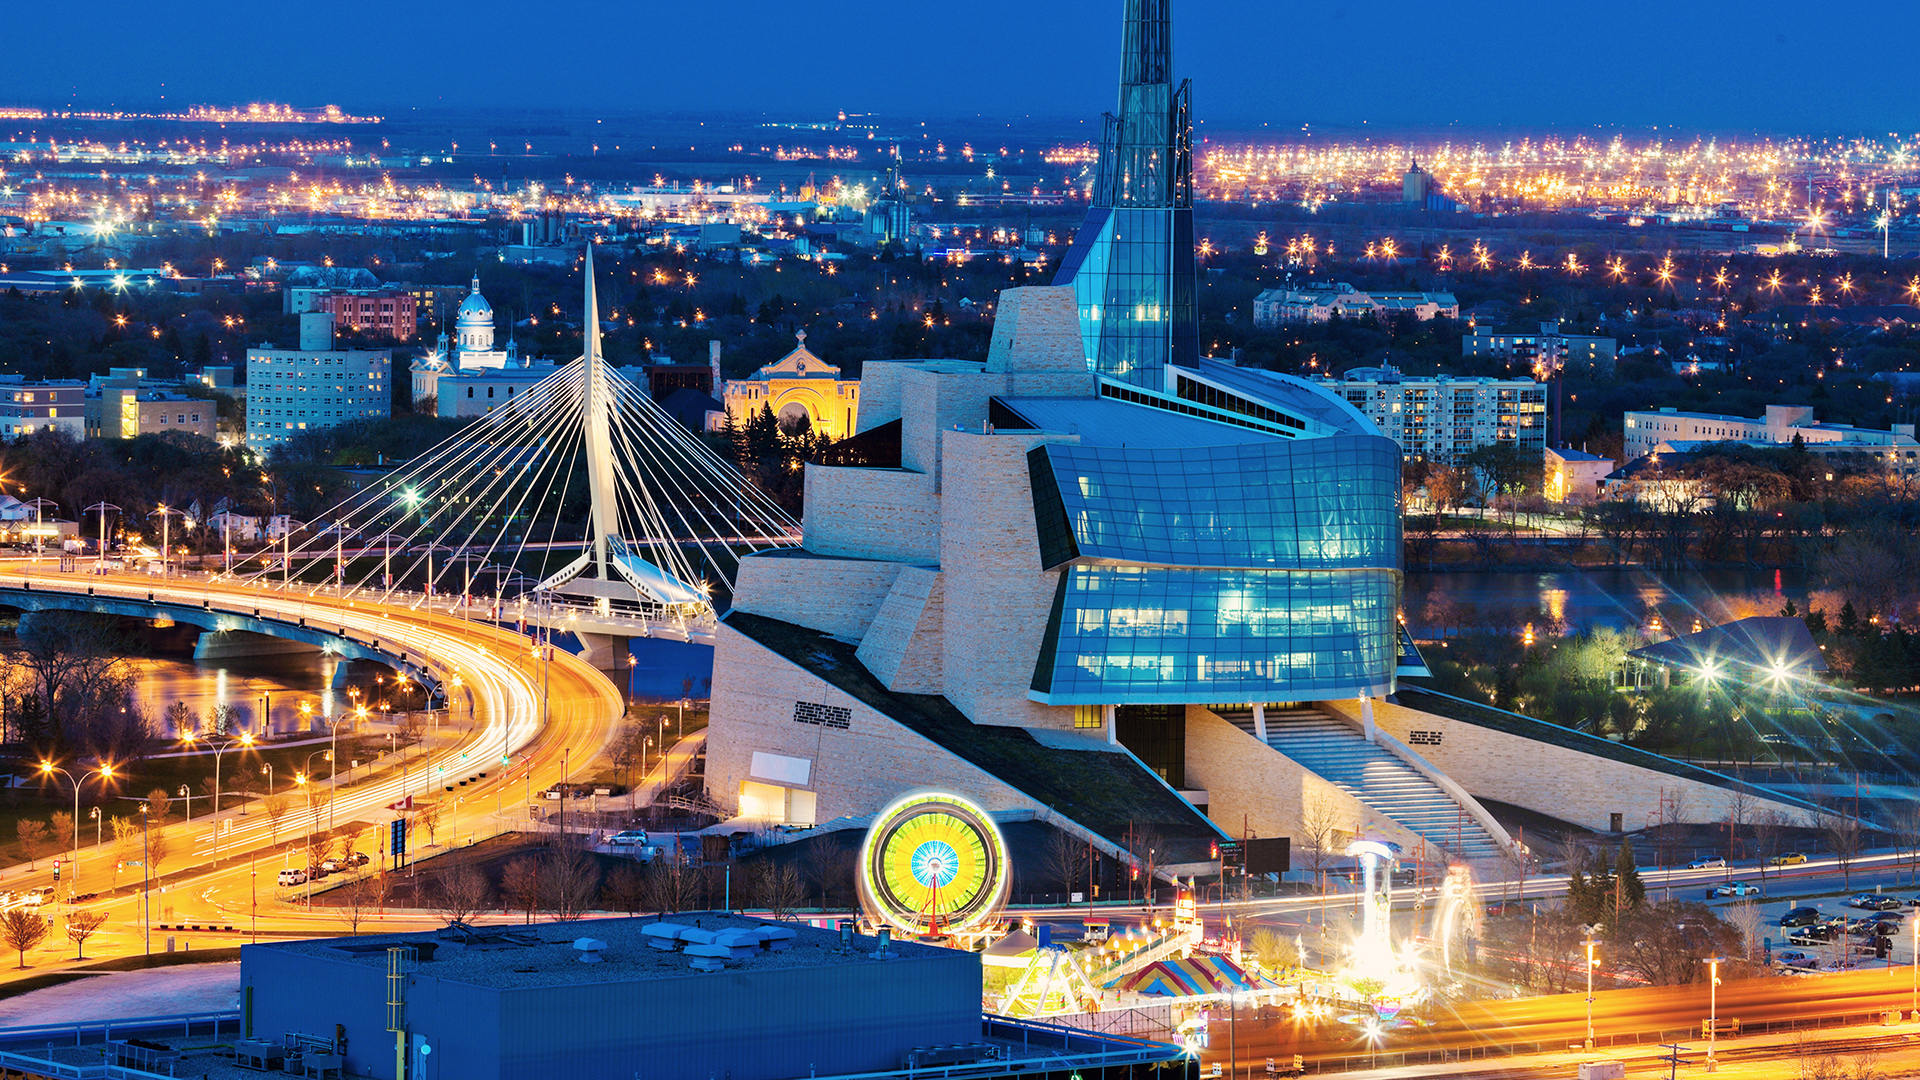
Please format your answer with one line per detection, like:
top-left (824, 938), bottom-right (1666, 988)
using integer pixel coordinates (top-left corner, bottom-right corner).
top-left (1624, 404), bottom-right (1920, 474)
top-left (0, 378), bottom-right (85, 439)
top-left (721, 331), bottom-right (860, 439)
top-left (315, 288), bottom-right (418, 341)
top-left (83, 368), bottom-right (217, 441)
top-left (1053, 0), bottom-right (1198, 388)
top-left (246, 312), bottom-right (391, 450)
top-left (1320, 365), bottom-right (1545, 466)
top-left (1465, 321), bottom-right (1616, 376)
top-left (1253, 282), bottom-right (1459, 327)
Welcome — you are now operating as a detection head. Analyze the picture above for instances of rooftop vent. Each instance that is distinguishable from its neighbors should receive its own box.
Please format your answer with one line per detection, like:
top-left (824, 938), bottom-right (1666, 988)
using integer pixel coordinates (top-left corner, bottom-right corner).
top-left (574, 938), bottom-right (607, 964)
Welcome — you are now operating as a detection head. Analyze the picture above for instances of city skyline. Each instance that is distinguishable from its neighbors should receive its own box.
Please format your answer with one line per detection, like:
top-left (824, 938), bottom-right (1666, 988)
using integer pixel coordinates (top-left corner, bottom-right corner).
top-left (1, 1), bottom-right (1916, 133)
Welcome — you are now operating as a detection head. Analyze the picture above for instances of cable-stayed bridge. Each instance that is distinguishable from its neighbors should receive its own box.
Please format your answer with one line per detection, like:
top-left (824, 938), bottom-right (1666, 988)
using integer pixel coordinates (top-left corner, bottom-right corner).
top-left (229, 247), bottom-right (799, 648)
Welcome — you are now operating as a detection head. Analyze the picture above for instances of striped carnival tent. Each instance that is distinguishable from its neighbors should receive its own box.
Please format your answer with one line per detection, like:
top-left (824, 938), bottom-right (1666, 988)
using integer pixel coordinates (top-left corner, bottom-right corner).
top-left (1110, 955), bottom-right (1278, 998)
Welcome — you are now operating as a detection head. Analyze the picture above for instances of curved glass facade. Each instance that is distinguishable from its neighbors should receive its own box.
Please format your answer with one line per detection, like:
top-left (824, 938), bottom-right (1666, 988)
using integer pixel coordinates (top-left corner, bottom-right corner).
top-left (1027, 432), bottom-right (1403, 705)
top-left (1031, 565), bottom-right (1400, 704)
top-left (1029, 436), bottom-right (1401, 571)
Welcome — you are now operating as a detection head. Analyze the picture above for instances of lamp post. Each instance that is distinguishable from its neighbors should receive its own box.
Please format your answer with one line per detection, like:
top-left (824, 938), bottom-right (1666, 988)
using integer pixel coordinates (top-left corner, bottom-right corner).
top-left (140, 802), bottom-right (151, 957)
top-left (1911, 917), bottom-right (1917, 1021)
top-left (38, 762), bottom-right (113, 891)
top-left (1702, 955), bottom-right (1724, 1071)
top-left (83, 501), bottom-right (121, 569)
top-left (149, 504), bottom-right (182, 577)
top-left (181, 730), bottom-right (252, 817)
top-left (25, 497), bottom-right (56, 562)
top-left (1583, 924), bottom-right (1602, 1047)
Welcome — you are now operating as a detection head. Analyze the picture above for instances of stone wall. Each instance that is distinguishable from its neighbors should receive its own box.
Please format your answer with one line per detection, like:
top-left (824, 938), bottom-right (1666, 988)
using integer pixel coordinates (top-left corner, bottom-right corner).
top-left (940, 430), bottom-right (1076, 731)
top-left (705, 623), bottom-right (1034, 825)
top-left (1326, 697), bottom-right (1814, 833)
top-left (855, 567), bottom-right (946, 693)
top-left (1183, 706), bottom-right (1427, 858)
top-left (802, 466), bottom-right (939, 563)
top-left (731, 553), bottom-right (903, 641)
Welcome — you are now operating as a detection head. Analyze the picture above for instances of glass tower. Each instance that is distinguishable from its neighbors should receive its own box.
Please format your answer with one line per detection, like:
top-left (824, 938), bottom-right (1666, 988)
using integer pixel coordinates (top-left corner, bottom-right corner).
top-left (1053, 0), bottom-right (1199, 390)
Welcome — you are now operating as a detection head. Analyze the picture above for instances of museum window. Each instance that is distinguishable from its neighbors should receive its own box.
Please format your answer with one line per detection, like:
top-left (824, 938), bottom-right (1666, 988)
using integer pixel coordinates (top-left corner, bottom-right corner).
top-left (1073, 704), bottom-right (1103, 730)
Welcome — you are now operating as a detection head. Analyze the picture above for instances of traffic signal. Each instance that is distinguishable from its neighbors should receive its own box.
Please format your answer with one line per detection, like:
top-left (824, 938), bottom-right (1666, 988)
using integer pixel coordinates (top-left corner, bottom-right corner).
top-left (51, 861), bottom-right (60, 881)
top-left (390, 818), bottom-right (407, 858)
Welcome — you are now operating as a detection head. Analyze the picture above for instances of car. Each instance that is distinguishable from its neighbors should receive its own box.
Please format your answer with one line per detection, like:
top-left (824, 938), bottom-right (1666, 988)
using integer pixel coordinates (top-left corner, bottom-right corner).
top-left (277, 868), bottom-right (308, 887)
top-left (1771, 853), bottom-right (1809, 866)
top-left (607, 829), bottom-right (649, 847)
top-left (349, 852), bottom-right (371, 866)
top-left (320, 858), bottom-right (346, 874)
top-left (1778, 951), bottom-right (1820, 970)
top-left (1714, 882), bottom-right (1760, 897)
top-left (1780, 906), bottom-right (1822, 927)
top-left (1870, 897), bottom-right (1903, 910)
top-left (1854, 922), bottom-right (1898, 938)
top-left (1871, 910), bottom-right (1906, 921)
top-left (1787, 930), bottom-right (1829, 947)
top-left (1688, 857), bottom-right (1729, 870)
top-left (1849, 894), bottom-right (1880, 908)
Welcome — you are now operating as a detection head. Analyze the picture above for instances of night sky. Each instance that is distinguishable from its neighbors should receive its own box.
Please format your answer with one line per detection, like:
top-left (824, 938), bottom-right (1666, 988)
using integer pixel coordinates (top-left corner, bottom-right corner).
top-left (7, 0), bottom-right (1918, 133)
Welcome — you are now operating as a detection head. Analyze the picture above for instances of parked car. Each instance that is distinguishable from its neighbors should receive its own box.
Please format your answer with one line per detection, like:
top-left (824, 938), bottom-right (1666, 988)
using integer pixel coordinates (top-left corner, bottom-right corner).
top-left (1787, 930), bottom-right (1829, 947)
top-left (349, 851), bottom-right (371, 867)
top-left (1868, 911), bottom-right (1906, 925)
top-left (1780, 906), bottom-right (1822, 928)
top-left (1770, 853), bottom-right (1809, 866)
top-left (320, 858), bottom-right (346, 874)
top-left (1777, 950), bottom-right (1819, 970)
top-left (1714, 882), bottom-right (1761, 897)
top-left (607, 829), bottom-right (649, 847)
top-left (1688, 857), bottom-right (1729, 870)
top-left (277, 868), bottom-right (308, 887)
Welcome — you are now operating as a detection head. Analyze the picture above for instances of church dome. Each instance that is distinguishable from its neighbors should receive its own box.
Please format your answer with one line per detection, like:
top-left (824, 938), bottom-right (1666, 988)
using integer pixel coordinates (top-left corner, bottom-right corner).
top-left (456, 275), bottom-right (493, 327)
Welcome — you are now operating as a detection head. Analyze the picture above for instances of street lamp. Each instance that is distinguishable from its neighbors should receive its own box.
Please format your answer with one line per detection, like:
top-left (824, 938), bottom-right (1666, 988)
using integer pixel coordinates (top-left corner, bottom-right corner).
top-left (83, 501), bottom-right (121, 569)
top-left (1583, 924), bottom-right (1602, 1047)
top-left (181, 730), bottom-right (252, 816)
top-left (38, 761), bottom-right (114, 892)
top-left (1702, 955), bottom-right (1724, 1071)
top-left (149, 504), bottom-right (183, 577)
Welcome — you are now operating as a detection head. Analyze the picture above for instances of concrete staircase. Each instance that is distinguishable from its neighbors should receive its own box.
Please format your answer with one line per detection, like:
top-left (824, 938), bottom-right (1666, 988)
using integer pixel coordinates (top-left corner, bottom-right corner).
top-left (1217, 706), bottom-right (1506, 862)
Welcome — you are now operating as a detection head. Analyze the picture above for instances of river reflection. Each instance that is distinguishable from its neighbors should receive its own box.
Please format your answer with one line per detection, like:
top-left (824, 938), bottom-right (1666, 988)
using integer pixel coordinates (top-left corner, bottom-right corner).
top-left (1402, 567), bottom-right (1812, 636)
top-left (129, 652), bottom-right (344, 734)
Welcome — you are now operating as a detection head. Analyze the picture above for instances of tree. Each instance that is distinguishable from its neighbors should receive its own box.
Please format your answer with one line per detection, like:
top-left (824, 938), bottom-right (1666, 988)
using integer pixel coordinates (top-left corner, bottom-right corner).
top-left (501, 857), bottom-right (543, 924)
top-left (15, 820), bottom-right (49, 869)
top-left (1247, 928), bottom-right (1299, 974)
top-left (164, 700), bottom-right (197, 737)
top-left (50, 811), bottom-right (74, 861)
top-left (262, 794), bottom-right (289, 840)
top-left (1295, 798), bottom-right (1344, 896)
top-left (541, 845), bottom-right (602, 922)
top-left (429, 865), bottom-right (492, 925)
top-left (742, 861), bottom-right (803, 920)
top-left (146, 828), bottom-right (171, 877)
top-left (65, 910), bottom-right (107, 959)
top-left (416, 803), bottom-right (443, 847)
top-left (145, 788), bottom-right (172, 825)
top-left (606, 865), bottom-right (647, 916)
top-left (0, 909), bottom-right (48, 967)
top-left (1822, 810), bottom-right (1864, 889)
top-left (1610, 901), bottom-right (1745, 987)
top-left (1044, 828), bottom-right (1092, 897)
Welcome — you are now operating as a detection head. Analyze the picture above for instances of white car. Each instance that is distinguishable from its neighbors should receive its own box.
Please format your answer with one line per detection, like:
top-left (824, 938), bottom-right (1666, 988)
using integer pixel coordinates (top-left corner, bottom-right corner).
top-left (1714, 881), bottom-right (1760, 897)
top-left (277, 868), bottom-right (308, 887)
top-left (1688, 857), bottom-right (1728, 870)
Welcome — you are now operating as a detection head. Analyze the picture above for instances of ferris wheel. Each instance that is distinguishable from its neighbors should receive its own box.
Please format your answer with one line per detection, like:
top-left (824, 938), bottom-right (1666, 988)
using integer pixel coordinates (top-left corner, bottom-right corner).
top-left (857, 792), bottom-right (1012, 938)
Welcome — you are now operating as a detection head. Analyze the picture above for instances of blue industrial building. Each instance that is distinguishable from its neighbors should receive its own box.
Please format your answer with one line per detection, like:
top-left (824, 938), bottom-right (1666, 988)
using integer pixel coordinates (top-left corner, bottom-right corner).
top-left (238, 915), bottom-right (1185, 1080)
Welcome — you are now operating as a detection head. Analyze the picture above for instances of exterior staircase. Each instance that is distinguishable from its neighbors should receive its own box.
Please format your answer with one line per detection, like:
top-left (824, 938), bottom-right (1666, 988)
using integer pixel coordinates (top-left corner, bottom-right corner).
top-left (1216, 706), bottom-right (1506, 862)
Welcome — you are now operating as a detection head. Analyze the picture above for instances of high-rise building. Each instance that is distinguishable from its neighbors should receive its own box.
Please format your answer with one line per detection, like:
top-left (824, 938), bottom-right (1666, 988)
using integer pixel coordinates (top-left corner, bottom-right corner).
top-left (1053, 0), bottom-right (1197, 389)
top-left (1321, 365), bottom-right (1546, 466)
top-left (246, 313), bottom-right (391, 450)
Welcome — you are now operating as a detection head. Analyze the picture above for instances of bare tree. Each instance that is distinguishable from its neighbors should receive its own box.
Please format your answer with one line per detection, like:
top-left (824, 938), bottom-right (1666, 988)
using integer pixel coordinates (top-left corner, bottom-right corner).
top-left (1821, 810), bottom-right (1864, 890)
top-left (1044, 829), bottom-right (1092, 899)
top-left (262, 795), bottom-right (289, 841)
top-left (742, 861), bottom-right (803, 920)
top-left (14, 820), bottom-right (49, 870)
top-left (1247, 928), bottom-right (1299, 974)
top-left (65, 910), bottom-right (107, 959)
top-left (1753, 809), bottom-right (1789, 894)
top-left (1724, 901), bottom-right (1764, 964)
top-left (501, 857), bottom-right (543, 924)
top-left (1723, 789), bottom-right (1756, 863)
top-left (429, 865), bottom-right (491, 925)
top-left (340, 872), bottom-right (386, 936)
top-left (642, 850), bottom-right (700, 915)
top-left (541, 844), bottom-right (602, 922)
top-left (606, 864), bottom-right (647, 916)
top-left (416, 803), bottom-right (443, 847)
top-left (146, 829), bottom-right (171, 877)
top-left (0, 908), bottom-right (48, 968)
top-left (1296, 797), bottom-right (1343, 896)
top-left (145, 788), bottom-right (172, 825)
top-left (1893, 802), bottom-right (1920, 888)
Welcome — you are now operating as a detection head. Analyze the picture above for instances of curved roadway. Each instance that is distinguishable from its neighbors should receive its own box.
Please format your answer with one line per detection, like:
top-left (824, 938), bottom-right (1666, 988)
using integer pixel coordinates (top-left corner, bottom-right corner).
top-left (0, 564), bottom-right (625, 969)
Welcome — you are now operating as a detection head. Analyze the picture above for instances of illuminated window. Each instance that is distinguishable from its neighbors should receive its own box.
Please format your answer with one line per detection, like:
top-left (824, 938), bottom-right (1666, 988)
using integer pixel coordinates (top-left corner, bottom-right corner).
top-left (1073, 704), bottom-right (1103, 730)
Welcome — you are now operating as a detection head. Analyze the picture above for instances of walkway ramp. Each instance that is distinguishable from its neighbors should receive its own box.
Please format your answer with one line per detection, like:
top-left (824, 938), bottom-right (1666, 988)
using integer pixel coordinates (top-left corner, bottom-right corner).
top-left (1214, 706), bottom-right (1507, 862)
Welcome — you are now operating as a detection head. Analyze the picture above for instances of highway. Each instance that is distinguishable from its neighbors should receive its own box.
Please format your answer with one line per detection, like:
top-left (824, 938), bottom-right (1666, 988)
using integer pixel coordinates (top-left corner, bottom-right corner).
top-left (0, 564), bottom-right (626, 972)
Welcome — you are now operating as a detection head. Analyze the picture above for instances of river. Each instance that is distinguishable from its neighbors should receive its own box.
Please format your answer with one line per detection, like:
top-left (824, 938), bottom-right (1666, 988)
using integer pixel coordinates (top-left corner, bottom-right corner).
top-left (1402, 567), bottom-right (1813, 636)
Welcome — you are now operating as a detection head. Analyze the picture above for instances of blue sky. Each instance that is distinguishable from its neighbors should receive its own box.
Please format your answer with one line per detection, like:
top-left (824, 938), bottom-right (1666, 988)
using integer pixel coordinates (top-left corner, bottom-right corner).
top-left (8, 1), bottom-right (1917, 133)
